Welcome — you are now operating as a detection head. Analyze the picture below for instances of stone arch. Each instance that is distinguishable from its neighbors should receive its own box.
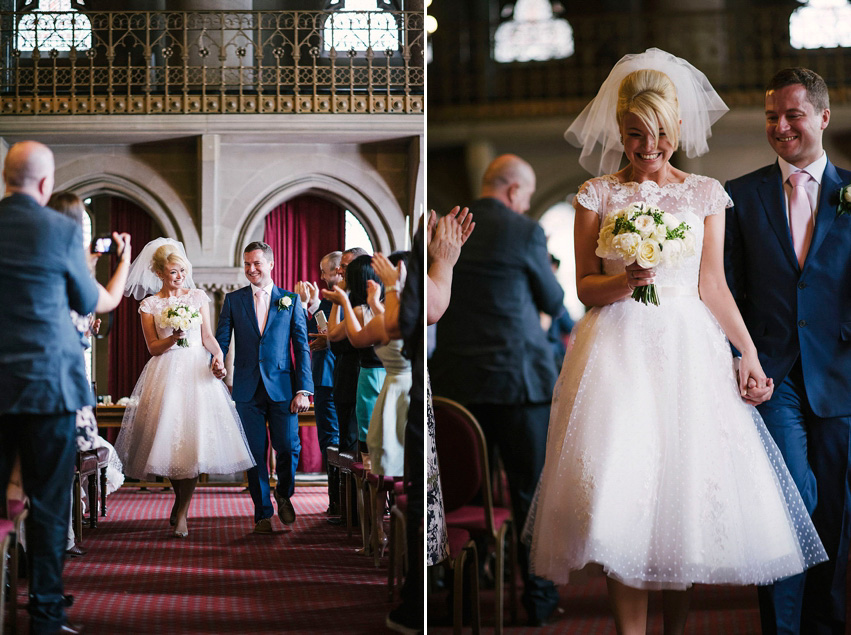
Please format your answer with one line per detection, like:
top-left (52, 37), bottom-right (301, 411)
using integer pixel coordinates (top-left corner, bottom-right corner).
top-left (54, 155), bottom-right (200, 255)
top-left (226, 156), bottom-right (405, 265)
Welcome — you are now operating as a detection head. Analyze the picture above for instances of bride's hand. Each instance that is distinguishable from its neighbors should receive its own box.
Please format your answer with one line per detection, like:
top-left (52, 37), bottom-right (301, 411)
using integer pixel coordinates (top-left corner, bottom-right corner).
top-left (624, 262), bottom-right (655, 290)
top-left (738, 351), bottom-right (774, 405)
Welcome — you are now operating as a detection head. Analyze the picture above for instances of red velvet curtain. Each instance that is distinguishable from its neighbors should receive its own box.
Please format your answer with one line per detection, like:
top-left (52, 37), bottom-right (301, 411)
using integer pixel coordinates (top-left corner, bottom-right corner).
top-left (264, 195), bottom-right (346, 472)
top-left (108, 198), bottom-right (154, 440)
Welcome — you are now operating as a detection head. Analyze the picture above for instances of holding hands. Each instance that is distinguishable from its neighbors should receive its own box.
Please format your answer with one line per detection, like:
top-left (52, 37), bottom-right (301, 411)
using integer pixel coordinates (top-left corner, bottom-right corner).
top-left (738, 351), bottom-right (774, 406)
top-left (210, 354), bottom-right (227, 379)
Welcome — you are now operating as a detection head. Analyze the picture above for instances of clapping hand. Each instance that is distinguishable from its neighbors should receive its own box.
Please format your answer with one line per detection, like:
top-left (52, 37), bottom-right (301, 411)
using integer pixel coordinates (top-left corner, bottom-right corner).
top-left (428, 206), bottom-right (474, 268)
top-left (295, 280), bottom-right (320, 304)
top-left (372, 253), bottom-right (407, 289)
top-left (321, 285), bottom-right (347, 306)
top-left (309, 332), bottom-right (328, 351)
top-left (112, 231), bottom-right (132, 263)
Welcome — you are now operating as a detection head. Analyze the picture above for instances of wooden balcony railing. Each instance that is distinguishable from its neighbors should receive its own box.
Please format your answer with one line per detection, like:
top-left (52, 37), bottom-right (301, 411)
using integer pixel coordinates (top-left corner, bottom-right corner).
top-left (428, 5), bottom-right (851, 121)
top-left (0, 9), bottom-right (424, 115)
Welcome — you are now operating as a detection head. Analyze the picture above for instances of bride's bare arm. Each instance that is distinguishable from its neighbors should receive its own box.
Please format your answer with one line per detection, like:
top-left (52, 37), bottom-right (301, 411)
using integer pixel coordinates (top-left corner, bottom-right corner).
top-left (575, 204), bottom-right (641, 306)
top-left (199, 301), bottom-right (225, 368)
top-left (698, 212), bottom-right (773, 399)
top-left (141, 310), bottom-right (183, 356)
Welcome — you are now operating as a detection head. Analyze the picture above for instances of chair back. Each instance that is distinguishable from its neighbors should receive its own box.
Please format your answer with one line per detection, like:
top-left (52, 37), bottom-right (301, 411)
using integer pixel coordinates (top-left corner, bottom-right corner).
top-left (433, 397), bottom-right (500, 534)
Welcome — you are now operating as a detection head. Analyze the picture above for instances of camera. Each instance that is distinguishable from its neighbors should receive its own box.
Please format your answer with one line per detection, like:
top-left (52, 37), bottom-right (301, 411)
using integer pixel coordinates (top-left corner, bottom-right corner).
top-left (91, 234), bottom-right (117, 255)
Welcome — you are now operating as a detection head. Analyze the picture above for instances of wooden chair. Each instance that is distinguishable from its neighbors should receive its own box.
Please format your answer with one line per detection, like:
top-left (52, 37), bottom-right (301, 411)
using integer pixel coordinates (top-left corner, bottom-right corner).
top-left (447, 526), bottom-right (481, 635)
top-left (433, 396), bottom-right (518, 634)
top-left (1, 497), bottom-right (26, 635)
top-left (387, 485), bottom-right (406, 601)
top-left (0, 519), bottom-right (15, 635)
top-left (73, 446), bottom-right (109, 542)
top-left (366, 473), bottom-right (400, 567)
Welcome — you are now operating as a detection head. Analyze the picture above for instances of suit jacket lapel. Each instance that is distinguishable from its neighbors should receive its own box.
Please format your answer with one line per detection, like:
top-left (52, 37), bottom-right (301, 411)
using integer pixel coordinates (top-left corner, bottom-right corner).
top-left (266, 286), bottom-right (282, 332)
top-left (757, 163), bottom-right (800, 270)
top-left (805, 159), bottom-right (841, 267)
top-left (240, 286), bottom-right (261, 337)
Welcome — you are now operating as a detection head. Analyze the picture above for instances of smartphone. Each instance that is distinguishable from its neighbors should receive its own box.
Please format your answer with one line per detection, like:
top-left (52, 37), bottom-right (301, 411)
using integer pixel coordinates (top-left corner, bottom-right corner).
top-left (91, 235), bottom-right (116, 254)
top-left (315, 310), bottom-right (328, 333)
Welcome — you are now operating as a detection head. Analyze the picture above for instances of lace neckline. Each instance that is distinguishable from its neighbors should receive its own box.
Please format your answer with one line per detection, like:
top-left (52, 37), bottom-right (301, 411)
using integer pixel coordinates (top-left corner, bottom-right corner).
top-left (606, 173), bottom-right (699, 190)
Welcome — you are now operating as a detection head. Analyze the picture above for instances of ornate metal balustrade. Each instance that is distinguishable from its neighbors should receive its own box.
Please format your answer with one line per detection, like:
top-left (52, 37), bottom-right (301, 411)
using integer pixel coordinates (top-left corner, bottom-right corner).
top-left (0, 9), bottom-right (424, 115)
top-left (428, 5), bottom-right (851, 121)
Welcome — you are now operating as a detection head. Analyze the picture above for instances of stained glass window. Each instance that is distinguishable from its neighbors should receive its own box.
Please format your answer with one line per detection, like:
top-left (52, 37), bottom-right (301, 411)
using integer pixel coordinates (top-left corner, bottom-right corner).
top-left (17, 0), bottom-right (92, 52)
top-left (494, 0), bottom-right (573, 63)
top-left (790, 0), bottom-right (851, 49)
top-left (324, 0), bottom-right (401, 52)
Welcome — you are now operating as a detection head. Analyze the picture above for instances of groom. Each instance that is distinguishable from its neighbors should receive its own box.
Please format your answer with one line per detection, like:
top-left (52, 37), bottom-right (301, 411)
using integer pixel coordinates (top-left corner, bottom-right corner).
top-left (725, 68), bottom-right (851, 635)
top-left (216, 241), bottom-right (313, 534)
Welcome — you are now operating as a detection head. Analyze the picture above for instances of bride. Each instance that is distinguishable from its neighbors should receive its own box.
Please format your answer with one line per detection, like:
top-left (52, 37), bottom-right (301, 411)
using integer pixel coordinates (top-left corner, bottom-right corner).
top-left (115, 238), bottom-right (254, 537)
top-left (525, 49), bottom-right (827, 634)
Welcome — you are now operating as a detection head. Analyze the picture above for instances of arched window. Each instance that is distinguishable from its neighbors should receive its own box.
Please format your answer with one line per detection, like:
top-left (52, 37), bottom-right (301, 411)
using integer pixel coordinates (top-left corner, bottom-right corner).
top-left (17, 0), bottom-right (92, 52)
top-left (323, 0), bottom-right (401, 53)
top-left (493, 0), bottom-right (573, 63)
top-left (539, 199), bottom-right (583, 320)
top-left (345, 209), bottom-right (375, 252)
top-left (789, 0), bottom-right (851, 49)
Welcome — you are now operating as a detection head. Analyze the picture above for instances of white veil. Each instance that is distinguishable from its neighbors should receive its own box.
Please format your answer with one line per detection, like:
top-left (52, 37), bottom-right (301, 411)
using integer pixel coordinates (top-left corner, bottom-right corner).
top-left (565, 48), bottom-right (729, 177)
top-left (124, 237), bottom-right (196, 301)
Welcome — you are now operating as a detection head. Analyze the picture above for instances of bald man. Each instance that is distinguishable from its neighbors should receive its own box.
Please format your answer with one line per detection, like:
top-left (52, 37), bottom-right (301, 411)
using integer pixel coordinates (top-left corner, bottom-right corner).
top-left (431, 154), bottom-right (564, 626)
top-left (0, 142), bottom-right (98, 634)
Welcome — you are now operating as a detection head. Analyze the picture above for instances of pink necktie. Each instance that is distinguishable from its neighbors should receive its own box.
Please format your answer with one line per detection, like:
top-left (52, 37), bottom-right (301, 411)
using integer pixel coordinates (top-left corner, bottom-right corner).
top-left (254, 289), bottom-right (267, 334)
top-left (788, 171), bottom-right (814, 267)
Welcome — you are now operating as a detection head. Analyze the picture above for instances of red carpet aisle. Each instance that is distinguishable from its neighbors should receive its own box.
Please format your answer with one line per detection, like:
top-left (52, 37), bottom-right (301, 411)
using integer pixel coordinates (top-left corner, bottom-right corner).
top-left (18, 487), bottom-right (397, 634)
top-left (428, 580), bottom-right (761, 634)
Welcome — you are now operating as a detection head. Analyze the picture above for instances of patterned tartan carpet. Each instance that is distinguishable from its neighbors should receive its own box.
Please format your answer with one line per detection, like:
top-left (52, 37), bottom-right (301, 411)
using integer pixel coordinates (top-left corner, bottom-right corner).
top-left (16, 487), bottom-right (398, 634)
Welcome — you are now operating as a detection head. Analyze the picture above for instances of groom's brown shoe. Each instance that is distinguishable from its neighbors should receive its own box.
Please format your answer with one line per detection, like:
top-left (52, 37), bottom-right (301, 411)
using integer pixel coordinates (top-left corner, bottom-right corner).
top-left (273, 489), bottom-right (296, 525)
top-left (253, 518), bottom-right (273, 534)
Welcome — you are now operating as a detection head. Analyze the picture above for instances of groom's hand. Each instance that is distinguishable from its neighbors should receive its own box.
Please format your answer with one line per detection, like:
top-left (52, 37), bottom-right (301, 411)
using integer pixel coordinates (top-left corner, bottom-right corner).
top-left (290, 392), bottom-right (310, 414)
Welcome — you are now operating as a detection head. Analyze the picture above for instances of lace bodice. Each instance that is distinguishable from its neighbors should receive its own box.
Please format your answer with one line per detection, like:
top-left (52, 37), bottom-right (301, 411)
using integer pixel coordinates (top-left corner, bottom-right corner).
top-left (577, 174), bottom-right (732, 289)
top-left (139, 288), bottom-right (209, 349)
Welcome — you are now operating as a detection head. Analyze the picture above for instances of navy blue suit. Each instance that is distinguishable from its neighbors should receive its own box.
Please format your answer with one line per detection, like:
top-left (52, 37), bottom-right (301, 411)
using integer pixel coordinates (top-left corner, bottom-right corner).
top-left (307, 298), bottom-right (339, 504)
top-left (216, 284), bottom-right (313, 523)
top-left (0, 192), bottom-right (99, 632)
top-left (726, 159), bottom-right (851, 635)
top-left (431, 197), bottom-right (564, 622)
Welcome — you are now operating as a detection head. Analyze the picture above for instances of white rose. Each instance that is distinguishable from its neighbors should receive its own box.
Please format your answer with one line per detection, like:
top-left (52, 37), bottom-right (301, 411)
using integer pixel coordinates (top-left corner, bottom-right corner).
top-left (682, 231), bottom-right (696, 256)
top-left (844, 187), bottom-right (851, 203)
top-left (179, 318), bottom-right (190, 331)
top-left (662, 212), bottom-right (680, 230)
top-left (635, 239), bottom-right (662, 268)
top-left (651, 223), bottom-right (668, 243)
top-left (281, 296), bottom-right (292, 308)
top-left (612, 232), bottom-right (641, 263)
top-left (633, 215), bottom-right (655, 238)
top-left (662, 237), bottom-right (684, 265)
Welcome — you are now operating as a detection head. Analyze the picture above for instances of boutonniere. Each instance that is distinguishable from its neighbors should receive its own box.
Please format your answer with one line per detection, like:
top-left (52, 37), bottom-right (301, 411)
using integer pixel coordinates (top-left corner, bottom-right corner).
top-left (276, 295), bottom-right (294, 312)
top-left (837, 183), bottom-right (851, 216)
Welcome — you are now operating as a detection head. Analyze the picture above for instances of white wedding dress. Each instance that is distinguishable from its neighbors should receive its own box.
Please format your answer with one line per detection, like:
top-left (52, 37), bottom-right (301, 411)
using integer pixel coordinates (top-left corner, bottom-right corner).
top-left (115, 289), bottom-right (255, 481)
top-left (526, 174), bottom-right (827, 590)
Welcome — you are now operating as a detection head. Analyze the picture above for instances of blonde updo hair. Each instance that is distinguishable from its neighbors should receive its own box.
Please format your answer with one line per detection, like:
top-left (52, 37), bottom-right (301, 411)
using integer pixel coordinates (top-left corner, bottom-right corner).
top-left (150, 243), bottom-right (190, 277)
top-left (616, 69), bottom-right (681, 152)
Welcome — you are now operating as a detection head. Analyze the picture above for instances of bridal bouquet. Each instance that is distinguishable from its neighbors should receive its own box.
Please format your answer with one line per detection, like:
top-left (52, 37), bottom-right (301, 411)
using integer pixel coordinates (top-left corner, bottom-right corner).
top-left (157, 302), bottom-right (201, 347)
top-left (595, 201), bottom-right (695, 306)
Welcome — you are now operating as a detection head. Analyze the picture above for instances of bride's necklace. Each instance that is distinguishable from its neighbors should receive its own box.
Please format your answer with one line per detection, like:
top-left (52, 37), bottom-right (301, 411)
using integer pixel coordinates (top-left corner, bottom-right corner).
top-left (625, 165), bottom-right (676, 187)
